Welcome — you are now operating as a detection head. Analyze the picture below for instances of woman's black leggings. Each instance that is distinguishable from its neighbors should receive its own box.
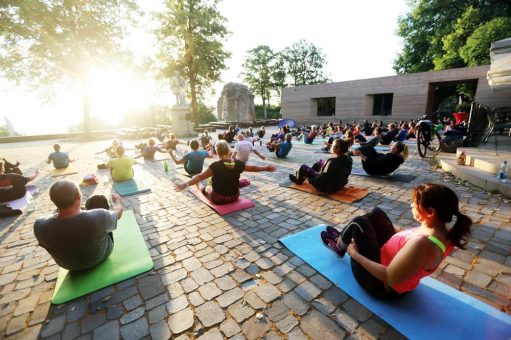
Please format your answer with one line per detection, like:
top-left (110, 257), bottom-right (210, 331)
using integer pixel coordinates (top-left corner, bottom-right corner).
top-left (338, 207), bottom-right (401, 298)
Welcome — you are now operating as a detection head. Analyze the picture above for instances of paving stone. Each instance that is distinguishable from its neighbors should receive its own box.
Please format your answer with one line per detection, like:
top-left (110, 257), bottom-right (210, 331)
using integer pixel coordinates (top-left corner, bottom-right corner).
top-left (334, 309), bottom-right (359, 333)
top-left (215, 275), bottom-right (237, 291)
top-left (13, 292), bottom-right (40, 317)
top-left (106, 304), bottom-right (124, 320)
top-left (465, 271), bottom-right (492, 288)
top-left (6, 314), bottom-right (30, 337)
top-left (166, 294), bottom-right (188, 314)
top-left (138, 275), bottom-right (165, 300)
top-left (81, 312), bottom-right (107, 333)
top-left (62, 322), bottom-right (81, 340)
top-left (120, 306), bottom-right (145, 325)
top-left (217, 287), bottom-right (244, 308)
top-left (282, 291), bottom-right (309, 316)
top-left (256, 257), bottom-right (274, 270)
top-left (162, 269), bottom-right (188, 285)
top-left (228, 300), bottom-right (255, 323)
top-left (359, 318), bottom-right (386, 339)
top-left (323, 286), bottom-right (350, 306)
top-left (244, 291), bottom-right (266, 309)
top-left (276, 314), bottom-right (298, 333)
top-left (255, 284), bottom-right (281, 303)
top-left (220, 318), bottom-right (241, 337)
top-left (264, 300), bottom-right (289, 322)
top-left (180, 278), bottom-right (199, 293)
top-left (311, 297), bottom-right (336, 315)
top-left (241, 315), bottom-right (271, 340)
top-left (300, 310), bottom-right (346, 339)
top-left (241, 279), bottom-right (259, 291)
top-left (231, 270), bottom-right (252, 283)
top-left (120, 316), bottom-right (149, 340)
top-left (287, 271), bottom-right (307, 284)
top-left (66, 299), bottom-right (88, 322)
top-left (196, 301), bottom-right (225, 327)
top-left (198, 282), bottom-right (222, 300)
top-left (278, 278), bottom-right (296, 293)
top-left (296, 264), bottom-right (316, 277)
top-left (148, 304), bottom-right (168, 324)
top-left (342, 299), bottom-right (373, 322)
top-left (93, 320), bottom-right (120, 340)
top-left (146, 293), bottom-right (169, 310)
top-left (183, 257), bottom-right (202, 271)
top-left (287, 327), bottom-right (308, 340)
top-left (189, 292), bottom-right (205, 307)
top-left (123, 294), bottom-right (143, 311)
top-left (197, 328), bottom-right (223, 340)
top-left (28, 301), bottom-right (51, 326)
top-left (310, 274), bottom-right (333, 290)
top-left (167, 308), bottom-right (194, 334)
top-left (261, 271), bottom-right (283, 285)
top-left (191, 268), bottom-right (214, 285)
top-left (167, 282), bottom-right (185, 299)
top-left (150, 319), bottom-right (172, 340)
top-left (294, 281), bottom-right (321, 301)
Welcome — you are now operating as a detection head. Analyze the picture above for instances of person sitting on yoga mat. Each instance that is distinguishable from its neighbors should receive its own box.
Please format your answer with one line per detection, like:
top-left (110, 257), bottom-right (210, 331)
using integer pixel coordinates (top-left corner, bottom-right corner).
top-left (34, 180), bottom-right (123, 271)
top-left (170, 139), bottom-right (211, 175)
top-left (353, 141), bottom-right (408, 176)
top-left (359, 127), bottom-right (383, 148)
top-left (0, 160), bottom-right (39, 202)
top-left (380, 123), bottom-right (399, 145)
top-left (164, 133), bottom-right (182, 152)
top-left (303, 126), bottom-right (318, 144)
top-left (0, 155), bottom-right (22, 175)
top-left (289, 138), bottom-right (352, 194)
top-left (47, 144), bottom-right (74, 169)
top-left (321, 183), bottom-right (472, 298)
top-left (321, 130), bottom-right (354, 152)
top-left (232, 134), bottom-right (266, 163)
top-left (200, 129), bottom-right (213, 150)
top-left (106, 145), bottom-right (136, 182)
top-left (267, 133), bottom-right (293, 158)
top-left (174, 140), bottom-right (276, 204)
top-left (135, 138), bottom-right (167, 160)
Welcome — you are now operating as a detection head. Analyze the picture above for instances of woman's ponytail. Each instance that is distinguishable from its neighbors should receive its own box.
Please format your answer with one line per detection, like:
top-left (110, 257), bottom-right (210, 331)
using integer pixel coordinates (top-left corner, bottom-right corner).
top-left (447, 211), bottom-right (472, 249)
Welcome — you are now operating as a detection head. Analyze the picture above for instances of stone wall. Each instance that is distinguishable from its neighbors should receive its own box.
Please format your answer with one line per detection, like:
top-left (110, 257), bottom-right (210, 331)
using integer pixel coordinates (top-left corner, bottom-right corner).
top-left (281, 65), bottom-right (511, 124)
top-left (217, 83), bottom-right (255, 122)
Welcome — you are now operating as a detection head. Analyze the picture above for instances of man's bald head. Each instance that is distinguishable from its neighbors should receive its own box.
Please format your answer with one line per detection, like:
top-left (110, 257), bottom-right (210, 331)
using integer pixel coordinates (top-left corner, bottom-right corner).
top-left (49, 180), bottom-right (81, 209)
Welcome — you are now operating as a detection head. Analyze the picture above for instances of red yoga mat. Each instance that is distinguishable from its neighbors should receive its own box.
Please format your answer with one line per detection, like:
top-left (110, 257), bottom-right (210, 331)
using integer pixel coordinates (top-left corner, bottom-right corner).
top-left (189, 186), bottom-right (255, 215)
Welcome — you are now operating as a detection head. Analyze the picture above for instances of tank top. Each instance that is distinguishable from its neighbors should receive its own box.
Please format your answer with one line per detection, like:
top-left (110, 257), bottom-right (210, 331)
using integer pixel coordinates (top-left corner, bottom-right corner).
top-left (380, 227), bottom-right (454, 293)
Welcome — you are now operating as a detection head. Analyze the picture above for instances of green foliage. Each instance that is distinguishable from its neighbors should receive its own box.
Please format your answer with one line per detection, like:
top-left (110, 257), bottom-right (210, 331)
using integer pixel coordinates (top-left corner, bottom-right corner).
top-left (394, 0), bottom-right (511, 74)
top-left (0, 1), bottom-right (139, 134)
top-left (197, 102), bottom-right (217, 124)
top-left (460, 17), bottom-right (511, 67)
top-left (255, 104), bottom-right (281, 119)
top-left (156, 0), bottom-right (230, 127)
top-left (0, 126), bottom-right (8, 137)
top-left (282, 40), bottom-right (329, 86)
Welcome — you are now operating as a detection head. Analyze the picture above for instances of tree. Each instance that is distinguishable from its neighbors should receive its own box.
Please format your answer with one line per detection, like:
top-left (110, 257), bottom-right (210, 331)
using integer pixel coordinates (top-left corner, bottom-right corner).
top-left (282, 40), bottom-right (329, 86)
top-left (241, 45), bottom-right (275, 118)
top-left (394, 0), bottom-right (511, 74)
top-left (156, 0), bottom-right (231, 127)
top-left (460, 17), bottom-right (511, 67)
top-left (0, 0), bottom-right (138, 136)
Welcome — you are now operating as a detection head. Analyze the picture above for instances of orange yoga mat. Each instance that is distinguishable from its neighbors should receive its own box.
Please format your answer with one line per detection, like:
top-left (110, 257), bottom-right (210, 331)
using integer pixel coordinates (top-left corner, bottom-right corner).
top-left (282, 181), bottom-right (369, 203)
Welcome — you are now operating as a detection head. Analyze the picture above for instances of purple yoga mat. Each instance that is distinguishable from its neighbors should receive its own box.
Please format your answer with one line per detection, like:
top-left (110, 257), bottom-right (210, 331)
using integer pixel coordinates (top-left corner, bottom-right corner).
top-left (6, 185), bottom-right (36, 212)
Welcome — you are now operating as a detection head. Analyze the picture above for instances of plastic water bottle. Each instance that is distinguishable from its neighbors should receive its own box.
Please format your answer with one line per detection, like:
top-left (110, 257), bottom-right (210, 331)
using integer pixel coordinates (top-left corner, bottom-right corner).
top-left (497, 161), bottom-right (508, 182)
top-left (163, 160), bottom-right (169, 173)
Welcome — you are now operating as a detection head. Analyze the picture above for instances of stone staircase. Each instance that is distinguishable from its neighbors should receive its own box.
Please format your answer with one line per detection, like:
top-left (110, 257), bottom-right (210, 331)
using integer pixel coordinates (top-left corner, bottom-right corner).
top-left (439, 138), bottom-right (511, 197)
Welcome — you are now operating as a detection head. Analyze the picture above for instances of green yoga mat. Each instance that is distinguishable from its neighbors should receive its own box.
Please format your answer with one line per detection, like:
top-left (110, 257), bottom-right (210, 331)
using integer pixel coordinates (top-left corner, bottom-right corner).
top-left (112, 179), bottom-right (151, 197)
top-left (51, 210), bottom-right (154, 304)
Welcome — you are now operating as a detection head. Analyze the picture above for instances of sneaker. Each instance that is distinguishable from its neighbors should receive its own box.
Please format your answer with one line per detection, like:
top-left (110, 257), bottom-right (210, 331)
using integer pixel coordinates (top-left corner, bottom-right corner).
top-left (289, 174), bottom-right (304, 185)
top-left (326, 226), bottom-right (341, 239)
top-left (320, 231), bottom-right (346, 257)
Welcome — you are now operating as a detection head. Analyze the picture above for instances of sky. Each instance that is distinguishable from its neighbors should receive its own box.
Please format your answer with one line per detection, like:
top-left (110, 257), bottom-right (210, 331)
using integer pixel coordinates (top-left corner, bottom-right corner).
top-left (0, 0), bottom-right (409, 135)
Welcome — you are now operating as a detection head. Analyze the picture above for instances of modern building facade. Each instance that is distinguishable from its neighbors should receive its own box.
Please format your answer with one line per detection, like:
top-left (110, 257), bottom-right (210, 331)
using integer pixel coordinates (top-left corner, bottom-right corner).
top-left (281, 65), bottom-right (511, 123)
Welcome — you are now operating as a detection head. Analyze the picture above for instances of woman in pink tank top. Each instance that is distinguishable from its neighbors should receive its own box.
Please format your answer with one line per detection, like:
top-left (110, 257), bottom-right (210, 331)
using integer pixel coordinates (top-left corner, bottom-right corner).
top-left (321, 183), bottom-right (472, 298)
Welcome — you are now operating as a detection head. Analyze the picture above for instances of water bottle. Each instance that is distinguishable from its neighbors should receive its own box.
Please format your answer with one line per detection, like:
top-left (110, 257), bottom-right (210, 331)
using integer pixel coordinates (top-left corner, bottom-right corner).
top-left (497, 161), bottom-right (508, 182)
top-left (163, 160), bottom-right (169, 173)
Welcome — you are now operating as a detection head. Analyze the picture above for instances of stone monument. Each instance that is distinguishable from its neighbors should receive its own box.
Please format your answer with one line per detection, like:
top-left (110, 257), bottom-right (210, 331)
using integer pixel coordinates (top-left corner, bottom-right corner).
top-left (170, 73), bottom-right (191, 137)
top-left (217, 83), bottom-right (255, 122)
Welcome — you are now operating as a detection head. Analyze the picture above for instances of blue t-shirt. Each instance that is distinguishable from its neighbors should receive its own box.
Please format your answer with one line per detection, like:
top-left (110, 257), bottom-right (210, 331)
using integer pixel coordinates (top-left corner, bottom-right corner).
top-left (276, 141), bottom-right (292, 158)
top-left (48, 152), bottom-right (69, 169)
top-left (396, 129), bottom-right (408, 142)
top-left (183, 150), bottom-right (209, 174)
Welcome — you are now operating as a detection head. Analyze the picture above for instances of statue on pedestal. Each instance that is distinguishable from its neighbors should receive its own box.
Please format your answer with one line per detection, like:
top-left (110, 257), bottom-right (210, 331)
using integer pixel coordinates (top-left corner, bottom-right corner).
top-left (170, 73), bottom-right (187, 106)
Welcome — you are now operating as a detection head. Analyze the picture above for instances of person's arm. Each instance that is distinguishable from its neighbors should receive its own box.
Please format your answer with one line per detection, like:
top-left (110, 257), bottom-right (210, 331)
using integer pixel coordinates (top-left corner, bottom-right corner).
top-left (231, 151), bottom-right (238, 161)
top-left (174, 167), bottom-right (213, 191)
top-left (347, 236), bottom-right (433, 286)
top-left (111, 193), bottom-right (123, 220)
top-left (170, 151), bottom-right (186, 165)
top-left (252, 149), bottom-right (266, 160)
top-left (46, 155), bottom-right (51, 164)
top-left (244, 164), bottom-right (276, 172)
top-left (353, 149), bottom-right (367, 161)
top-left (28, 169), bottom-right (40, 182)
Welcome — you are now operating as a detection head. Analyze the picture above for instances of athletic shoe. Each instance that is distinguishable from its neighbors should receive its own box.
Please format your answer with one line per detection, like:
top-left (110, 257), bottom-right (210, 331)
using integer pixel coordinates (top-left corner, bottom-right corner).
top-left (289, 174), bottom-right (304, 185)
top-left (326, 225), bottom-right (341, 239)
top-left (320, 231), bottom-right (346, 257)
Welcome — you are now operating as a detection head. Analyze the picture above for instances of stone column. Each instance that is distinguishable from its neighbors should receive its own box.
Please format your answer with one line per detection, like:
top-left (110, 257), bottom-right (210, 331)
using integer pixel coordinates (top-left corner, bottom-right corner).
top-left (171, 104), bottom-right (192, 137)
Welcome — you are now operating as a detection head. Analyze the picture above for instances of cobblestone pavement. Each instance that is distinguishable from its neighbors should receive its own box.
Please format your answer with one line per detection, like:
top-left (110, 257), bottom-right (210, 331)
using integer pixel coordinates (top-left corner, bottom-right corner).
top-left (0, 135), bottom-right (510, 340)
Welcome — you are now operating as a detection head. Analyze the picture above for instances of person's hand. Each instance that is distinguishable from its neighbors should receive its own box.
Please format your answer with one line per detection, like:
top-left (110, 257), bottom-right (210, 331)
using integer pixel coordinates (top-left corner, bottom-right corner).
top-left (111, 193), bottom-right (121, 204)
top-left (261, 155), bottom-right (266, 160)
top-left (347, 238), bottom-right (359, 257)
top-left (353, 149), bottom-right (361, 156)
top-left (174, 182), bottom-right (187, 192)
top-left (266, 165), bottom-right (277, 172)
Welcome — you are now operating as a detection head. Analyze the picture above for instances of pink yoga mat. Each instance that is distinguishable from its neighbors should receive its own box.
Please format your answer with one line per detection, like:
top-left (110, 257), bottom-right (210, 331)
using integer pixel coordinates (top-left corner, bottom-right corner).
top-left (189, 186), bottom-right (255, 215)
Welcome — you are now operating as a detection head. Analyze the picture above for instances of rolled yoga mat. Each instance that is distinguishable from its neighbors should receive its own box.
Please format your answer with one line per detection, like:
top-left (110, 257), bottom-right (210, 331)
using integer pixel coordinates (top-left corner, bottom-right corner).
top-left (112, 178), bottom-right (151, 197)
top-left (51, 210), bottom-right (154, 304)
top-left (279, 225), bottom-right (511, 340)
top-left (189, 186), bottom-right (255, 215)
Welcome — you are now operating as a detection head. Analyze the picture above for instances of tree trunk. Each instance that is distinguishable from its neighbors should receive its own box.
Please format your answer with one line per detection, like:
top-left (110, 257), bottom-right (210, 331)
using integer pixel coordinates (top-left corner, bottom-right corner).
top-left (262, 96), bottom-right (267, 119)
top-left (190, 76), bottom-right (198, 128)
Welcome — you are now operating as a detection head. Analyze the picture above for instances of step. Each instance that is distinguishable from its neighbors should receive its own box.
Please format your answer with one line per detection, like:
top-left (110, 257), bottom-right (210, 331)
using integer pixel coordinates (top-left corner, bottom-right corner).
top-left (456, 147), bottom-right (511, 176)
top-left (440, 154), bottom-right (511, 198)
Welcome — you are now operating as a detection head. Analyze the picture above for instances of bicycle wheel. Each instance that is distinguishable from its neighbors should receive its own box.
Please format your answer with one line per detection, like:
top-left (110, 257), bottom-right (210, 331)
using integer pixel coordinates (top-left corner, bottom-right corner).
top-left (428, 132), bottom-right (442, 153)
top-left (417, 129), bottom-right (428, 157)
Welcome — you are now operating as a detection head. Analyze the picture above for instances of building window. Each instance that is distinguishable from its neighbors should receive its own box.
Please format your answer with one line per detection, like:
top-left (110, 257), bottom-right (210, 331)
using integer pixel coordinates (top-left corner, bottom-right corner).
top-left (372, 93), bottom-right (393, 116)
top-left (316, 97), bottom-right (335, 116)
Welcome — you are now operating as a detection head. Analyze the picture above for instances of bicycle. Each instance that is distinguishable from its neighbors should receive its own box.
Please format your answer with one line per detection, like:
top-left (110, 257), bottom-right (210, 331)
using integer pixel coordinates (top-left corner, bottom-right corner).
top-left (416, 119), bottom-right (443, 158)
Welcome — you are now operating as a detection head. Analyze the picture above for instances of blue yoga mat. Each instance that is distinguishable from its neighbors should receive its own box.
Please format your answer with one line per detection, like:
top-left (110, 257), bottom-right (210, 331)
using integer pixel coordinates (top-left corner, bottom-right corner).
top-left (351, 168), bottom-right (417, 182)
top-left (280, 225), bottom-right (511, 340)
top-left (112, 179), bottom-right (151, 197)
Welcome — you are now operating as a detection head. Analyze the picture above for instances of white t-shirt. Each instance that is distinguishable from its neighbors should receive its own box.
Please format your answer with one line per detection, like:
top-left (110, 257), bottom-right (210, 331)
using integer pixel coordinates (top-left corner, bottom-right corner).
top-left (234, 140), bottom-right (254, 163)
